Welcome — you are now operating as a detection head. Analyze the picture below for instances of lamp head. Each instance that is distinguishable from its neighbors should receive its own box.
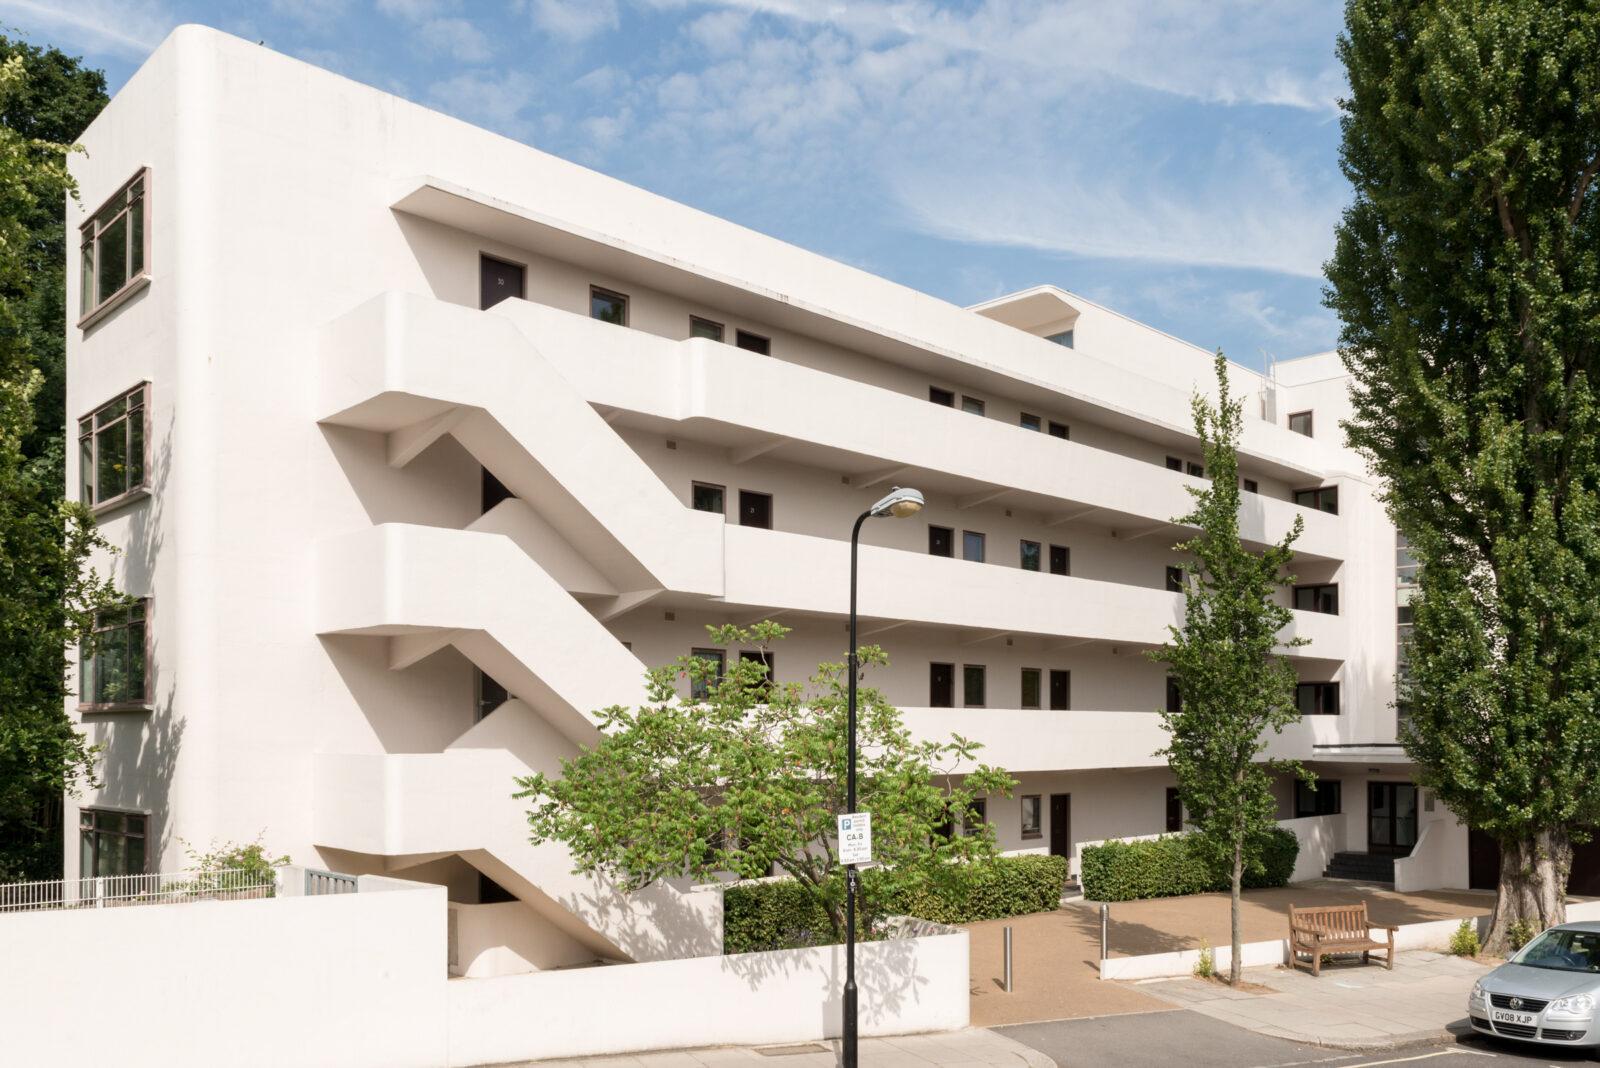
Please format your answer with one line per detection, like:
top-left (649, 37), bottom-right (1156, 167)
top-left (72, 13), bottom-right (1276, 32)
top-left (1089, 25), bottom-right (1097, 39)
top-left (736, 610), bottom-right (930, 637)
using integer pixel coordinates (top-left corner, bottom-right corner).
top-left (870, 486), bottom-right (924, 519)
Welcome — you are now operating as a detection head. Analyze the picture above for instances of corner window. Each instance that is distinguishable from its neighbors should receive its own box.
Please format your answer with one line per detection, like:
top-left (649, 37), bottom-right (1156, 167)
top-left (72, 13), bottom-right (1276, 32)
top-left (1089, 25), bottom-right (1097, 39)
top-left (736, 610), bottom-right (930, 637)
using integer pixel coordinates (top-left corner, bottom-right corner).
top-left (1019, 540), bottom-right (1041, 571)
top-left (1048, 421), bottom-right (1069, 440)
top-left (80, 600), bottom-right (149, 710)
top-left (691, 481), bottom-right (725, 514)
top-left (963, 530), bottom-right (986, 563)
top-left (1288, 411), bottom-right (1314, 437)
top-left (78, 383), bottom-right (149, 512)
top-left (689, 648), bottom-right (725, 700)
top-left (962, 664), bottom-right (986, 707)
top-left (1295, 779), bottom-right (1342, 817)
top-left (1049, 545), bottom-right (1070, 576)
top-left (1020, 795), bottom-right (1042, 839)
top-left (1020, 668), bottom-right (1041, 710)
top-left (929, 386), bottom-right (955, 407)
top-left (1293, 584), bottom-right (1339, 615)
top-left (690, 315), bottom-right (724, 341)
top-left (961, 396), bottom-right (986, 416)
top-left (1296, 681), bottom-right (1340, 715)
top-left (1045, 329), bottom-right (1074, 348)
top-left (79, 808), bottom-right (147, 878)
top-left (735, 330), bottom-right (770, 355)
top-left (1165, 565), bottom-right (1184, 592)
top-left (928, 525), bottom-right (954, 557)
top-left (1020, 413), bottom-right (1042, 432)
top-left (79, 168), bottom-right (149, 327)
top-left (589, 285), bottom-right (628, 326)
top-left (1294, 486), bottom-right (1339, 515)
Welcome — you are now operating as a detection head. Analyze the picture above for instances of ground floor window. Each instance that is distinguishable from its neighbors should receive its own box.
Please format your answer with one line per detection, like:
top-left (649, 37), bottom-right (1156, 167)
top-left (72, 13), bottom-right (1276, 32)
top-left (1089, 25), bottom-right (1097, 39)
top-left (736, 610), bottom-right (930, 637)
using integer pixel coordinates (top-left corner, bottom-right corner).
top-left (1294, 778), bottom-right (1342, 817)
top-left (79, 808), bottom-right (147, 877)
top-left (1020, 795), bottom-right (1042, 839)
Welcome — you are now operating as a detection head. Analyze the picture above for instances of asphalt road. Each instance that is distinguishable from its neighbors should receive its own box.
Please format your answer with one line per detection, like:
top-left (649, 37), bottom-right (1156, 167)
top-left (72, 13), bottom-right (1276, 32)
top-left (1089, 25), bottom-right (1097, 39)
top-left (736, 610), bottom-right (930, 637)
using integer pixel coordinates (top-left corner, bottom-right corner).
top-left (997, 1009), bottom-right (1600, 1067)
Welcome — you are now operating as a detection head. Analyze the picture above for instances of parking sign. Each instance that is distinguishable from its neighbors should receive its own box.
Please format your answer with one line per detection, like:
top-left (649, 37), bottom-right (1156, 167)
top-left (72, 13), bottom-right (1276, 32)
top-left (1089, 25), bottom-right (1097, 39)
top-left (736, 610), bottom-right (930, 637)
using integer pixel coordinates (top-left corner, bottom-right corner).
top-left (838, 812), bottom-right (873, 865)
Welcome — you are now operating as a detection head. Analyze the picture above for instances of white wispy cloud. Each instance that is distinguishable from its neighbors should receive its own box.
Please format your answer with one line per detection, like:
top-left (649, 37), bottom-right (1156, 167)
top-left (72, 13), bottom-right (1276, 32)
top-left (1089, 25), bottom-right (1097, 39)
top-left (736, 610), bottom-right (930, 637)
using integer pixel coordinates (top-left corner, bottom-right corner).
top-left (0, 0), bottom-right (174, 59)
top-left (526, 0), bottom-right (620, 41)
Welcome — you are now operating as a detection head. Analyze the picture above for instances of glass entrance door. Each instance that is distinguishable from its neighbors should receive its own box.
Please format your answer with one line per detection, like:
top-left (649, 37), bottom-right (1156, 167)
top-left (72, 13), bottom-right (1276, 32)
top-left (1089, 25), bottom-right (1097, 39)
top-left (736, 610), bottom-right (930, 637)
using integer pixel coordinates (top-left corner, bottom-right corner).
top-left (1368, 782), bottom-right (1418, 855)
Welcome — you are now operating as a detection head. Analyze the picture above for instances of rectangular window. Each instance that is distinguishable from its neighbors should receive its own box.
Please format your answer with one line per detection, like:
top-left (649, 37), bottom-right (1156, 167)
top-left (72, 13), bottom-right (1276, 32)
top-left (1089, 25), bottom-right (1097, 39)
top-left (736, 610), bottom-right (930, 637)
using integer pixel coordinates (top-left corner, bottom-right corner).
top-left (1165, 565), bottom-right (1184, 592)
top-left (476, 669), bottom-right (509, 722)
top-left (929, 386), bottom-right (955, 407)
top-left (1293, 584), bottom-right (1339, 615)
top-left (1020, 668), bottom-right (1041, 710)
top-left (929, 663), bottom-right (954, 708)
top-left (1045, 329), bottom-right (1074, 348)
top-left (78, 383), bottom-right (149, 511)
top-left (1020, 413), bottom-right (1042, 432)
top-left (1019, 540), bottom-right (1041, 571)
top-left (961, 396), bottom-right (986, 416)
top-left (589, 285), bottom-right (628, 326)
top-left (1020, 795), bottom-right (1042, 839)
top-left (1048, 421), bottom-right (1069, 439)
top-left (1288, 410), bottom-right (1314, 437)
top-left (928, 525), bottom-right (954, 557)
top-left (735, 330), bottom-right (771, 355)
top-left (79, 808), bottom-right (147, 878)
top-left (691, 481), bottom-right (725, 514)
top-left (80, 600), bottom-right (149, 710)
top-left (1165, 456), bottom-right (1184, 472)
top-left (1294, 486), bottom-right (1339, 515)
top-left (1295, 681), bottom-right (1340, 715)
top-left (963, 664), bottom-right (986, 707)
top-left (963, 531), bottom-right (986, 563)
top-left (689, 648), bottom-right (725, 700)
top-left (690, 315), bottom-right (724, 341)
top-left (738, 490), bottom-right (773, 529)
top-left (78, 168), bottom-right (149, 326)
top-left (1049, 544), bottom-right (1070, 576)
top-left (1049, 669), bottom-right (1071, 711)
top-left (1243, 478), bottom-right (1259, 494)
top-left (1294, 779), bottom-right (1342, 817)
top-left (1166, 676), bottom-right (1182, 714)
top-left (1166, 788), bottom-right (1183, 832)
top-left (964, 798), bottom-right (987, 834)
top-left (1187, 461), bottom-right (1205, 478)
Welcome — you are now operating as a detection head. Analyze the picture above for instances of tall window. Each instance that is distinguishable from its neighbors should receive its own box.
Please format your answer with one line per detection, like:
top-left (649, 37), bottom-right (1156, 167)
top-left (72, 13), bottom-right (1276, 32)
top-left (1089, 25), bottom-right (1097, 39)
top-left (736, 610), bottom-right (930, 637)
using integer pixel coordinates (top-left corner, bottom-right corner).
top-left (963, 664), bottom-right (986, 707)
top-left (1020, 795), bottom-right (1042, 839)
top-left (963, 531), bottom-right (986, 563)
top-left (81, 600), bottom-right (148, 709)
top-left (738, 650), bottom-right (775, 695)
top-left (1020, 668), bottom-right (1041, 710)
top-left (589, 285), bottom-right (628, 326)
top-left (1165, 565), bottom-right (1184, 592)
top-left (79, 168), bottom-right (149, 326)
top-left (689, 648), bottom-right (725, 700)
top-left (1165, 788), bottom-right (1183, 832)
top-left (963, 798), bottom-right (988, 834)
top-left (1288, 411), bottom-right (1314, 437)
top-left (1019, 540), bottom-right (1041, 571)
top-left (1166, 676), bottom-right (1182, 714)
top-left (79, 808), bottom-right (147, 878)
top-left (79, 383), bottom-right (149, 511)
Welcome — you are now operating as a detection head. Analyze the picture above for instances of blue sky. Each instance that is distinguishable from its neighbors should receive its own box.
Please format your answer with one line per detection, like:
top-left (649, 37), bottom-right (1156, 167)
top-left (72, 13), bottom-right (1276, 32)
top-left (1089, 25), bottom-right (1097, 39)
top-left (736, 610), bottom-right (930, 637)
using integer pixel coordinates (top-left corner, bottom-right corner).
top-left (10, 0), bottom-right (1352, 369)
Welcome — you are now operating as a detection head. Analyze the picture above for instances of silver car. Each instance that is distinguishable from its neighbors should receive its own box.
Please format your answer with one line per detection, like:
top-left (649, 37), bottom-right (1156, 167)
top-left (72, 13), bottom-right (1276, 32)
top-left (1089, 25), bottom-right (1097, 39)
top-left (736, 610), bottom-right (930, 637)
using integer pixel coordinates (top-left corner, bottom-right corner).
top-left (1470, 922), bottom-right (1600, 1051)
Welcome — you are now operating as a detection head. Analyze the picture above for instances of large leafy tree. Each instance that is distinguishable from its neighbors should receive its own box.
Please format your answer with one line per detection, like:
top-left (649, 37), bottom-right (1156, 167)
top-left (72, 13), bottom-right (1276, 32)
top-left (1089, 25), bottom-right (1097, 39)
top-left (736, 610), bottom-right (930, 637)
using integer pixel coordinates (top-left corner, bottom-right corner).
top-left (516, 622), bottom-right (1016, 940)
top-left (1154, 353), bottom-right (1307, 985)
top-left (0, 41), bottom-right (116, 881)
top-left (1326, 0), bottom-right (1600, 951)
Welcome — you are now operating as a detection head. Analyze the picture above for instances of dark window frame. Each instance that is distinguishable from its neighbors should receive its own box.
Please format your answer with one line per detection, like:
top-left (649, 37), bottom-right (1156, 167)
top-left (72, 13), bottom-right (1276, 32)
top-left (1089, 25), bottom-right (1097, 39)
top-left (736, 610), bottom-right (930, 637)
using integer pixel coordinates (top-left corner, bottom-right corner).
top-left (962, 664), bottom-right (986, 708)
top-left (964, 797), bottom-right (988, 834)
top-left (1166, 676), bottom-right (1182, 714)
top-left (1020, 413), bottom-right (1042, 432)
top-left (79, 598), bottom-right (151, 712)
top-left (78, 167), bottom-right (151, 329)
top-left (930, 662), bottom-right (955, 707)
top-left (1293, 486), bottom-right (1339, 515)
top-left (1020, 794), bottom-right (1042, 839)
top-left (1049, 544), bottom-right (1070, 576)
top-left (691, 481), bottom-right (726, 515)
top-left (1165, 565), bottom-right (1185, 592)
top-left (1048, 421), bottom-right (1069, 439)
top-left (1295, 681), bottom-right (1340, 716)
top-left (961, 395), bottom-right (986, 416)
top-left (689, 315), bottom-right (725, 341)
top-left (78, 381), bottom-right (151, 514)
top-left (1020, 667), bottom-right (1041, 710)
top-left (1019, 539), bottom-right (1042, 571)
top-left (689, 647), bottom-right (726, 700)
top-left (1294, 779), bottom-right (1342, 817)
top-left (589, 285), bottom-right (629, 326)
top-left (1045, 329), bottom-right (1074, 348)
top-left (1288, 410), bottom-right (1314, 437)
top-left (1165, 456), bottom-right (1184, 472)
top-left (738, 650), bottom-right (775, 695)
top-left (1187, 461), bottom-right (1205, 478)
top-left (1165, 787), bottom-right (1183, 832)
top-left (1243, 478), bottom-right (1259, 494)
top-left (79, 807), bottom-right (148, 878)
top-left (962, 530), bottom-right (986, 563)
top-left (735, 329), bottom-right (771, 355)
top-left (929, 386), bottom-right (955, 407)
top-left (1293, 583), bottom-right (1340, 615)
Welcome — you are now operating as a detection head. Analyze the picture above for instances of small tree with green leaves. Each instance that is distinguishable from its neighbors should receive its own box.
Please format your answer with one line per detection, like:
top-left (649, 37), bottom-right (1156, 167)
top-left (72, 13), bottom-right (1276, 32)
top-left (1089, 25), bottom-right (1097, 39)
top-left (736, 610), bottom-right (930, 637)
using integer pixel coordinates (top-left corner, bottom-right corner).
top-left (1152, 353), bottom-right (1308, 985)
top-left (516, 621), bottom-right (1017, 942)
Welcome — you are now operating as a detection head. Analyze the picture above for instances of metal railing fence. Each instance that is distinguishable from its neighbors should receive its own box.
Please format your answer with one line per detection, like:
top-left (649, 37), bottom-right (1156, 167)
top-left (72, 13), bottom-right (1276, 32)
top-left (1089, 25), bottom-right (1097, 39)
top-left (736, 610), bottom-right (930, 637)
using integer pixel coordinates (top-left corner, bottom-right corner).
top-left (0, 868), bottom-right (276, 914)
top-left (304, 868), bottom-right (358, 896)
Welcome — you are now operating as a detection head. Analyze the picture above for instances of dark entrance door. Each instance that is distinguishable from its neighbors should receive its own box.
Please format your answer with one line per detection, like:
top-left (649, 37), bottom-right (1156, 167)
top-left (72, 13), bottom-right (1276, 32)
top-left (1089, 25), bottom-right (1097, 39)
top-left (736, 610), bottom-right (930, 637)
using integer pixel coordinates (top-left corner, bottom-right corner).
top-left (1368, 782), bottom-right (1419, 855)
top-left (1469, 827), bottom-right (1499, 891)
top-left (738, 490), bottom-right (772, 529)
top-left (929, 663), bottom-right (954, 708)
top-left (479, 255), bottom-right (524, 310)
top-left (1049, 670), bottom-right (1071, 711)
top-left (1049, 794), bottom-right (1072, 858)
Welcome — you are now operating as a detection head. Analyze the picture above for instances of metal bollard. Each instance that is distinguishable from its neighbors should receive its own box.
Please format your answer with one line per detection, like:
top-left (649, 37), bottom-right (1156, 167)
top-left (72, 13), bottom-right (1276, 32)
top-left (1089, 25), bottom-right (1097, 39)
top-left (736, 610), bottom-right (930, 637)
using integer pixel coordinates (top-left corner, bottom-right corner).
top-left (1100, 903), bottom-right (1109, 962)
top-left (1003, 924), bottom-right (1014, 993)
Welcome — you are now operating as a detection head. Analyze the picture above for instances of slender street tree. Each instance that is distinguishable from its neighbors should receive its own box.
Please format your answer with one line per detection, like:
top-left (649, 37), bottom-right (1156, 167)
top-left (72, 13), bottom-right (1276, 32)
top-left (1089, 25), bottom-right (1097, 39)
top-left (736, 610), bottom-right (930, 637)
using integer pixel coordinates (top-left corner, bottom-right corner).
top-left (1154, 353), bottom-right (1307, 985)
top-left (1326, 0), bottom-right (1600, 951)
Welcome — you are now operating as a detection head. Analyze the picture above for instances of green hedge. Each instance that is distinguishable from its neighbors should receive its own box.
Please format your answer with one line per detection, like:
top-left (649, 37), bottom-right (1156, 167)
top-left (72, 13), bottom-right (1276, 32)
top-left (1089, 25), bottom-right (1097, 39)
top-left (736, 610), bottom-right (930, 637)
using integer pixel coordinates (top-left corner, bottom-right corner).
top-left (1080, 828), bottom-right (1299, 902)
top-left (723, 854), bottom-right (1069, 953)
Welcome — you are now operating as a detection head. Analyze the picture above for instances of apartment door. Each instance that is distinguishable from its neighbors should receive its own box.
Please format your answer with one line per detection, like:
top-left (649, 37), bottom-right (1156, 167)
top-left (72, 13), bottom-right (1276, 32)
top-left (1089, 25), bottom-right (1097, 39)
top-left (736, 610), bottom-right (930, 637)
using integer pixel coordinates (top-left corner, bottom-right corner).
top-left (1049, 794), bottom-right (1072, 859)
top-left (738, 490), bottom-right (772, 529)
top-left (1367, 782), bottom-right (1418, 855)
top-left (1049, 670), bottom-right (1071, 711)
top-left (929, 663), bottom-right (954, 708)
top-left (479, 255), bottom-right (524, 310)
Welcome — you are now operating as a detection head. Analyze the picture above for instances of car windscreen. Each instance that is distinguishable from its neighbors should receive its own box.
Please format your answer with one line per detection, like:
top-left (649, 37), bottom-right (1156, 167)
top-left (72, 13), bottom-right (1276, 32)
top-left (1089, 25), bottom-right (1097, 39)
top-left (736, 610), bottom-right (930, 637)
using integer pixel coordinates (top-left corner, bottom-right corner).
top-left (1514, 929), bottom-right (1600, 972)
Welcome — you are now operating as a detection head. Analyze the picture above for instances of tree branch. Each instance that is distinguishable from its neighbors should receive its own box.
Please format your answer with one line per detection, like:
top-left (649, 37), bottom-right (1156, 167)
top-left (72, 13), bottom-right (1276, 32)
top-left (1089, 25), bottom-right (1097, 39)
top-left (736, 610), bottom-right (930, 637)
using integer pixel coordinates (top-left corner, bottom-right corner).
top-left (1569, 154), bottom-right (1599, 227)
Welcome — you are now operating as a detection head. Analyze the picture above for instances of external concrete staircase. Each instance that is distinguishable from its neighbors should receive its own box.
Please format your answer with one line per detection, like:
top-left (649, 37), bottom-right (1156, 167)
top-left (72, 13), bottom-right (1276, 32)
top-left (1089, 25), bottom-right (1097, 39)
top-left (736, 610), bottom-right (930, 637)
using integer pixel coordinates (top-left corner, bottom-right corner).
top-left (1323, 851), bottom-right (1398, 884)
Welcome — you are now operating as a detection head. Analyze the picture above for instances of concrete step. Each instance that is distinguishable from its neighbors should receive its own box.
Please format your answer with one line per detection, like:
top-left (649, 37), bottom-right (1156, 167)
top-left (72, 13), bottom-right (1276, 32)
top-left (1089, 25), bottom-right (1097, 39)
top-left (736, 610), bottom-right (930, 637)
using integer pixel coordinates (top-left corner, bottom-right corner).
top-left (1323, 851), bottom-right (1397, 883)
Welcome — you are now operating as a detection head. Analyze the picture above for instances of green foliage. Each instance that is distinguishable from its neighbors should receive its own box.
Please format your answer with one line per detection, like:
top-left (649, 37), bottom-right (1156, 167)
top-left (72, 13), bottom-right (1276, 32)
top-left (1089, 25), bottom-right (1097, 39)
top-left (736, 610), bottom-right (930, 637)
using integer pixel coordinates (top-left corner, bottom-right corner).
top-left (185, 837), bottom-right (291, 884)
top-left (1080, 829), bottom-right (1298, 902)
top-left (1149, 353), bottom-right (1307, 979)
top-left (1507, 919), bottom-right (1538, 952)
top-left (517, 622), bottom-right (1017, 941)
top-left (1195, 939), bottom-right (1214, 979)
top-left (1450, 918), bottom-right (1481, 958)
top-left (723, 855), bottom-right (1067, 953)
top-left (0, 47), bottom-right (117, 882)
top-left (1326, 0), bottom-right (1600, 945)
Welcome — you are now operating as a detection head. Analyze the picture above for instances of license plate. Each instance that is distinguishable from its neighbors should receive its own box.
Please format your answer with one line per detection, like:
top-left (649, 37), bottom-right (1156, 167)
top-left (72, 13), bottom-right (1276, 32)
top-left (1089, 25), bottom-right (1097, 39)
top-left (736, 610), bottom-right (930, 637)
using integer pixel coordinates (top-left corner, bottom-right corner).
top-left (1492, 1009), bottom-right (1537, 1026)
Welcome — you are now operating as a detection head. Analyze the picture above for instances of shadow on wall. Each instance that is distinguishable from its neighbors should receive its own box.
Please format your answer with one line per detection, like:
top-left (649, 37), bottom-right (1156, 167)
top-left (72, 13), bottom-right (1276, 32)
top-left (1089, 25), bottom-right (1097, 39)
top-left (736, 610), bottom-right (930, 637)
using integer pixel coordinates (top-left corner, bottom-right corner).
top-left (82, 419), bottom-right (184, 869)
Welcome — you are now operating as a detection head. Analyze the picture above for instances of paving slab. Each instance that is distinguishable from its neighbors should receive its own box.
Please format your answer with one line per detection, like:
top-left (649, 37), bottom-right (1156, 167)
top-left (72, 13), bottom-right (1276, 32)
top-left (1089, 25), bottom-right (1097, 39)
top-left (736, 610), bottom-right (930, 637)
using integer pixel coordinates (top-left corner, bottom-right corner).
top-left (512, 1031), bottom-right (1054, 1068)
top-left (1143, 950), bottom-right (1490, 1049)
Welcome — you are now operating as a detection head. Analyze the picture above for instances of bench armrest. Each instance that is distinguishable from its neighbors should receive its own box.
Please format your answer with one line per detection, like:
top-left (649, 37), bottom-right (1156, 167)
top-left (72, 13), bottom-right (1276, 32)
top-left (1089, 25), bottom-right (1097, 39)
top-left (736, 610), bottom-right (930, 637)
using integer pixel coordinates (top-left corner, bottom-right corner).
top-left (1374, 924), bottom-right (1400, 933)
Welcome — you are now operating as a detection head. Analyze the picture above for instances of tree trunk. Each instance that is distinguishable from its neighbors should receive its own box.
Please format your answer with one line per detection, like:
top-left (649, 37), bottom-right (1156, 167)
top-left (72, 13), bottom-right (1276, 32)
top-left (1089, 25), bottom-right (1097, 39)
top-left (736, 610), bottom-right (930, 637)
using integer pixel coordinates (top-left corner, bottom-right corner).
top-left (1485, 827), bottom-right (1571, 956)
top-left (1230, 837), bottom-right (1243, 986)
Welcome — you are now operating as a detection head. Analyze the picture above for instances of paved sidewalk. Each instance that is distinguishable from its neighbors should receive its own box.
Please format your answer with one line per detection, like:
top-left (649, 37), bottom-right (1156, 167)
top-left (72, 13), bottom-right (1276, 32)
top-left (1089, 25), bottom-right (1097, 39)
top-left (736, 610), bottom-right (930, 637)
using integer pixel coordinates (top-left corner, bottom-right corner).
top-left (511, 1029), bottom-right (1054, 1068)
top-left (1144, 949), bottom-right (1487, 1048)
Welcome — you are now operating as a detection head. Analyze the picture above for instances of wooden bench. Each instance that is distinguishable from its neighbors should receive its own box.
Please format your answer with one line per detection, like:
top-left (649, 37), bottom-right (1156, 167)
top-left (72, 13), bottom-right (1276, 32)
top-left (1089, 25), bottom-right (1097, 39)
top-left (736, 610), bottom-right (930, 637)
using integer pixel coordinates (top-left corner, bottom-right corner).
top-left (1288, 902), bottom-right (1398, 976)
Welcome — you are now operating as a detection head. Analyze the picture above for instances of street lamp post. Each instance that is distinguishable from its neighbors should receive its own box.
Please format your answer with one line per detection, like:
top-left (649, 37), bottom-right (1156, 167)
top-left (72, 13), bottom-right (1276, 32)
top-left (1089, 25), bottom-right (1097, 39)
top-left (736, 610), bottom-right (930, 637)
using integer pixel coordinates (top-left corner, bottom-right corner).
top-left (843, 485), bottom-right (924, 1068)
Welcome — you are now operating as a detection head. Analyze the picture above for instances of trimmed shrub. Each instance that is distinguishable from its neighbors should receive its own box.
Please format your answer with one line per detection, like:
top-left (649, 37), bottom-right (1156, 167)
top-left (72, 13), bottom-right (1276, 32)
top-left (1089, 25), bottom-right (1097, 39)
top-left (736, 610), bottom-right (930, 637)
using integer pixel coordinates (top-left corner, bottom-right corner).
top-left (723, 854), bottom-right (1069, 953)
top-left (1449, 918), bottom-right (1480, 957)
top-left (1081, 828), bottom-right (1299, 902)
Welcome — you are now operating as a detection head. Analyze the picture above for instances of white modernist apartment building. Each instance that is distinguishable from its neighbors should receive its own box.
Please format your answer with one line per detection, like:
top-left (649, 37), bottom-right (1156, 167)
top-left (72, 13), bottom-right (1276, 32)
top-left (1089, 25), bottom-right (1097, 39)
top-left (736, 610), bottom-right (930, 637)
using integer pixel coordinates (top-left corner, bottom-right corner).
top-left (61, 26), bottom-right (1514, 971)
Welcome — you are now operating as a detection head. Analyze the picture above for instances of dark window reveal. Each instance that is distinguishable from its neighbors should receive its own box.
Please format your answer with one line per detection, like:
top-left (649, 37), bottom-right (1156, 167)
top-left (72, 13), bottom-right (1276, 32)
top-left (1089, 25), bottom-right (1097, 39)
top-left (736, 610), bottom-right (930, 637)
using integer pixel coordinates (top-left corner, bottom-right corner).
top-left (1293, 584), bottom-right (1339, 615)
top-left (1021, 668), bottom-right (1041, 710)
top-left (735, 330), bottom-right (770, 355)
top-left (929, 386), bottom-right (955, 407)
top-left (1294, 486), bottom-right (1339, 515)
top-left (1166, 565), bottom-right (1185, 592)
top-left (963, 664), bottom-right (986, 707)
top-left (1296, 682), bottom-right (1340, 715)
